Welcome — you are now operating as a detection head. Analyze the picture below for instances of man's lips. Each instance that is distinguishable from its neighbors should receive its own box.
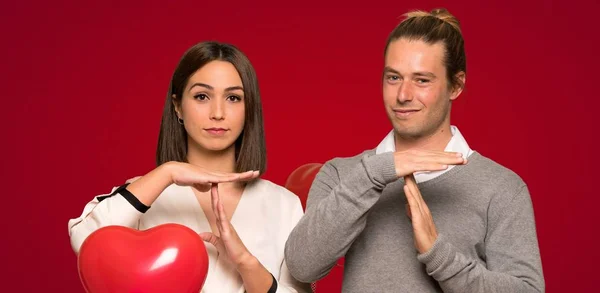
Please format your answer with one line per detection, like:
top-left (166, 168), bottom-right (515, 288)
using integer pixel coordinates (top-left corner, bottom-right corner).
top-left (393, 108), bottom-right (420, 117)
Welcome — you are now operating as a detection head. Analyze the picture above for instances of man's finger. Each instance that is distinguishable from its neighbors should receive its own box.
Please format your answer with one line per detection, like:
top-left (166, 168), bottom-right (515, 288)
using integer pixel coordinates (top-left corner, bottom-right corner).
top-left (405, 175), bottom-right (427, 213)
top-left (428, 155), bottom-right (465, 164)
top-left (414, 163), bottom-right (449, 172)
top-left (403, 183), bottom-right (419, 212)
top-left (414, 150), bottom-right (463, 157)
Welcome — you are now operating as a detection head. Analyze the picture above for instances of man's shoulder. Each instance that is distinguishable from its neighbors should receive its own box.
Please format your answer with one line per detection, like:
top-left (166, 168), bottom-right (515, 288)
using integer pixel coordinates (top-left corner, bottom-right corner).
top-left (468, 151), bottom-right (526, 187)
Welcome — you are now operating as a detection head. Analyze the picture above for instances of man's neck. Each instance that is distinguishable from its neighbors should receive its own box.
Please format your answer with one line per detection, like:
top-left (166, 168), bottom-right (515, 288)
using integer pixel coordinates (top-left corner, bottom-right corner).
top-left (394, 125), bottom-right (453, 152)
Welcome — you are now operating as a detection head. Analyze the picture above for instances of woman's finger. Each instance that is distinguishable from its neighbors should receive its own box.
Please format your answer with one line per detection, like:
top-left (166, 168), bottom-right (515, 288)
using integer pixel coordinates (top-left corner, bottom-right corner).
top-left (200, 170), bottom-right (258, 183)
top-left (217, 198), bottom-right (230, 235)
top-left (199, 232), bottom-right (219, 247)
top-left (193, 183), bottom-right (211, 192)
top-left (210, 184), bottom-right (220, 221)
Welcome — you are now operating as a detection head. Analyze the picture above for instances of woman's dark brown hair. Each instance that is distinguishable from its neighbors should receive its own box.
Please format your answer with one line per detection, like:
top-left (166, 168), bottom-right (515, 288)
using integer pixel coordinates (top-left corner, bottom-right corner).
top-left (385, 8), bottom-right (466, 91)
top-left (156, 41), bottom-right (266, 174)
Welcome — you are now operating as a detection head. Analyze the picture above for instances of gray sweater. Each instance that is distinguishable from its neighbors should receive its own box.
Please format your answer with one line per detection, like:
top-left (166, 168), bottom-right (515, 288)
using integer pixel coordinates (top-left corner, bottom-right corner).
top-left (284, 150), bottom-right (545, 292)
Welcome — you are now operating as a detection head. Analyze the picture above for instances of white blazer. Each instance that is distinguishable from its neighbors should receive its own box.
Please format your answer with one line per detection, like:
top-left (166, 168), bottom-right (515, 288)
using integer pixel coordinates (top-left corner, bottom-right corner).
top-left (68, 178), bottom-right (310, 293)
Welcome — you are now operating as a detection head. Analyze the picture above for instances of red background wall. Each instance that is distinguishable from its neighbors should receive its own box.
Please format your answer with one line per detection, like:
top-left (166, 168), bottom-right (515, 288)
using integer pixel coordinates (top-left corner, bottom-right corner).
top-left (1, 0), bottom-right (598, 291)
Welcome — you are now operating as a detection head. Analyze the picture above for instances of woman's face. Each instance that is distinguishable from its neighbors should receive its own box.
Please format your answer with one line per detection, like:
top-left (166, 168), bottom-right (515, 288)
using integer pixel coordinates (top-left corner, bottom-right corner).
top-left (174, 60), bottom-right (246, 153)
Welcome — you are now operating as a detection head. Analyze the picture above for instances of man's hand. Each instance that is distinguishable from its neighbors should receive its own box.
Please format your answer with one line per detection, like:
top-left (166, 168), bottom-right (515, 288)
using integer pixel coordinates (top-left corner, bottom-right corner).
top-left (404, 174), bottom-right (439, 254)
top-left (394, 150), bottom-right (466, 178)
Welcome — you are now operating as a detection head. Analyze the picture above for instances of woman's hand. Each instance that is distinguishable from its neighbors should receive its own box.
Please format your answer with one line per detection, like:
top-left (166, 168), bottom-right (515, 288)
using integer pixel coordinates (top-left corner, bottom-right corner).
top-left (167, 162), bottom-right (259, 192)
top-left (199, 183), bottom-right (255, 268)
top-left (124, 162), bottom-right (259, 206)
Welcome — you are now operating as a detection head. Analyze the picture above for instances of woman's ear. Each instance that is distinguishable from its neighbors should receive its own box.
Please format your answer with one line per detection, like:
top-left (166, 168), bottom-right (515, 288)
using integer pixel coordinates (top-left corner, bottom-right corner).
top-left (172, 94), bottom-right (182, 118)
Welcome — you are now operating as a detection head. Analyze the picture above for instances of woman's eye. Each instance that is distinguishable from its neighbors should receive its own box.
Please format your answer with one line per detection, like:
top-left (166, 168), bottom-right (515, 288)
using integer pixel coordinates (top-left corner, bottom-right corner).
top-left (194, 94), bottom-right (208, 101)
top-left (227, 95), bottom-right (242, 102)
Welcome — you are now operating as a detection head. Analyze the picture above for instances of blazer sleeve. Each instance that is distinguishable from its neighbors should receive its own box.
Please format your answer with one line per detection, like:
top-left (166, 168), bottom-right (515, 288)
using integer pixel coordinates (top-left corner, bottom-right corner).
top-left (68, 184), bottom-right (145, 254)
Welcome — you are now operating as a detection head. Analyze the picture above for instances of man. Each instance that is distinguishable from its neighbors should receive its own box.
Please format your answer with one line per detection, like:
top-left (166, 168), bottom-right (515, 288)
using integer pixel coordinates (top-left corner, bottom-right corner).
top-left (284, 8), bottom-right (545, 292)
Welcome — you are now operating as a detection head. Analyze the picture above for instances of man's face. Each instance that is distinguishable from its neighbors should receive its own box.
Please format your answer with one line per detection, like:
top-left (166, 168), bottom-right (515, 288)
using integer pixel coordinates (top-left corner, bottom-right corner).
top-left (383, 38), bottom-right (462, 140)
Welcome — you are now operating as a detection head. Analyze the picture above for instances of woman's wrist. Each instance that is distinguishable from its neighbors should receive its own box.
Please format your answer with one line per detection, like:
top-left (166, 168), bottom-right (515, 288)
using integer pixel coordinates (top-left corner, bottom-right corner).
top-left (235, 253), bottom-right (260, 273)
top-left (126, 161), bottom-right (179, 206)
top-left (158, 161), bottom-right (179, 185)
top-left (236, 253), bottom-right (276, 293)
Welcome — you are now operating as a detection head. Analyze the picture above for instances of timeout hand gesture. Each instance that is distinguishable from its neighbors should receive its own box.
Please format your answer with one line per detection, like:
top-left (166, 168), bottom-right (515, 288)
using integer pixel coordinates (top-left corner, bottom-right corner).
top-left (169, 162), bottom-right (259, 192)
top-left (199, 184), bottom-right (254, 268)
top-left (394, 150), bottom-right (466, 178)
top-left (404, 174), bottom-right (438, 254)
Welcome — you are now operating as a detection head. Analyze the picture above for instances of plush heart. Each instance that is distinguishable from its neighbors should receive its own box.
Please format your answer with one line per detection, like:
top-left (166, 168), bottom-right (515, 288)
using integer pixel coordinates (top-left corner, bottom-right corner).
top-left (284, 163), bottom-right (323, 211)
top-left (285, 163), bottom-right (345, 292)
top-left (78, 223), bottom-right (209, 293)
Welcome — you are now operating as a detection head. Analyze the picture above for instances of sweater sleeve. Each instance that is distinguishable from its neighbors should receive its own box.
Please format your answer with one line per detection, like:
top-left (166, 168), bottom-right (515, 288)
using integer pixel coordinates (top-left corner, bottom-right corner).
top-left (275, 194), bottom-right (313, 293)
top-left (416, 185), bottom-right (545, 293)
top-left (284, 152), bottom-right (398, 283)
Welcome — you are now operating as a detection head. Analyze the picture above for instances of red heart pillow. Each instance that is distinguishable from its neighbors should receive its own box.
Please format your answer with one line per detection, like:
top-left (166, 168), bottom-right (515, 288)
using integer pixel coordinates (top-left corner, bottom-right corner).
top-left (78, 223), bottom-right (209, 293)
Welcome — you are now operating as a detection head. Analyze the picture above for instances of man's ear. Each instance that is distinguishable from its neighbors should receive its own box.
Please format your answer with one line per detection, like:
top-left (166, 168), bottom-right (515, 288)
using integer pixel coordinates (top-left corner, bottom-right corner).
top-left (450, 72), bottom-right (466, 101)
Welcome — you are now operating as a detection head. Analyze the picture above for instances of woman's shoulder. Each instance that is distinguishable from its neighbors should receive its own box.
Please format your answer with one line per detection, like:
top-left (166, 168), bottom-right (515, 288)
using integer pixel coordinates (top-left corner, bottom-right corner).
top-left (247, 178), bottom-right (302, 206)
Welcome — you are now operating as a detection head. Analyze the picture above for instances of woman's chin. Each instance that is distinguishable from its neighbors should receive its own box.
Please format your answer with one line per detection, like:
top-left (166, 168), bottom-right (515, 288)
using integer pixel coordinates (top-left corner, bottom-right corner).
top-left (198, 142), bottom-right (235, 153)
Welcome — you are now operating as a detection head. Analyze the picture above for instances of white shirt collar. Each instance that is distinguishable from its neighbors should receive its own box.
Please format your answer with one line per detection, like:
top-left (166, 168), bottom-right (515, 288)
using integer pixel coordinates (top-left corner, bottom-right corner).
top-left (375, 125), bottom-right (474, 183)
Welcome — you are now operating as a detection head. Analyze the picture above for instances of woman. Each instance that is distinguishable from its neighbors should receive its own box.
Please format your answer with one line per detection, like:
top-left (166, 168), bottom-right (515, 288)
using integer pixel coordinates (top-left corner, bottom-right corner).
top-left (68, 41), bottom-right (310, 293)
